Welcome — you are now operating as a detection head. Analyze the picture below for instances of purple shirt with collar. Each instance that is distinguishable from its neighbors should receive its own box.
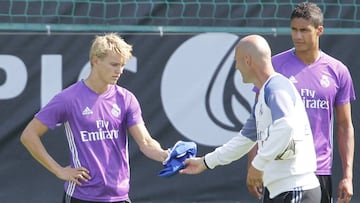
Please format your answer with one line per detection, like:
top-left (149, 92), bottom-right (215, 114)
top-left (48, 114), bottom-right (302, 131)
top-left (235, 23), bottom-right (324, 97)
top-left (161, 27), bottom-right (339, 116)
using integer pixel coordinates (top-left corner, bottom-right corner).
top-left (35, 80), bottom-right (144, 202)
top-left (271, 48), bottom-right (355, 175)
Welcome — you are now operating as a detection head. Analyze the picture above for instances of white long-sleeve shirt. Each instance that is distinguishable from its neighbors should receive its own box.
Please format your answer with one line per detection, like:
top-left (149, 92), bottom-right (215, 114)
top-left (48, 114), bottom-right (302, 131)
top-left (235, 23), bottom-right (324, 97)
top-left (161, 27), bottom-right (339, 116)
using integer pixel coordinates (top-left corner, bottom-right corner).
top-left (205, 74), bottom-right (319, 198)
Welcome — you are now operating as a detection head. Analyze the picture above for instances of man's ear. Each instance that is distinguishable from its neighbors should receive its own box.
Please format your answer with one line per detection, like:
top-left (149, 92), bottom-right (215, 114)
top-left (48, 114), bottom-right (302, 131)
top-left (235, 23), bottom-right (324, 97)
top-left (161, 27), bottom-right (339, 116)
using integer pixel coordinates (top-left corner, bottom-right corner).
top-left (317, 25), bottom-right (324, 36)
top-left (245, 55), bottom-right (251, 66)
top-left (91, 56), bottom-right (98, 67)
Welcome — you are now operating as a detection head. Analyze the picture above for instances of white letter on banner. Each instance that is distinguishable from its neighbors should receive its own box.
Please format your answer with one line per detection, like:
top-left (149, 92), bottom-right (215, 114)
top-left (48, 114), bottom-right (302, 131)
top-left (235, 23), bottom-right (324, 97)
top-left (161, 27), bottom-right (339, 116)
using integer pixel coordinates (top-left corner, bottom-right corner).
top-left (41, 55), bottom-right (62, 107)
top-left (0, 55), bottom-right (27, 99)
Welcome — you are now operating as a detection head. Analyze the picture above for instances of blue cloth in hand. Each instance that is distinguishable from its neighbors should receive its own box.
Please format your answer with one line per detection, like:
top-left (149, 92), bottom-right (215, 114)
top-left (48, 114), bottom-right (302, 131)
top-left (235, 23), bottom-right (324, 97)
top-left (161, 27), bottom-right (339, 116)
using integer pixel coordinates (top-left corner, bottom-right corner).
top-left (158, 141), bottom-right (197, 177)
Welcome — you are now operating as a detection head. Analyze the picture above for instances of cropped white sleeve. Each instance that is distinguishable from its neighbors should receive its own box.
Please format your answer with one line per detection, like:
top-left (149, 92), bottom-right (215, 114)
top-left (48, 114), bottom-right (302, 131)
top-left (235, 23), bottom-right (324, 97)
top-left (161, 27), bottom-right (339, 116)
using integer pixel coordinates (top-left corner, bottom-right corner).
top-left (204, 132), bottom-right (256, 169)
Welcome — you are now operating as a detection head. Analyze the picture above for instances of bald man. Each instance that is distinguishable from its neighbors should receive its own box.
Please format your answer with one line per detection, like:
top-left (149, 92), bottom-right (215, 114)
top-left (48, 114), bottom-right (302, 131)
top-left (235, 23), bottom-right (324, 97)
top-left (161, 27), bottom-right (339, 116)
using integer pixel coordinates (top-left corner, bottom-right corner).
top-left (180, 35), bottom-right (321, 203)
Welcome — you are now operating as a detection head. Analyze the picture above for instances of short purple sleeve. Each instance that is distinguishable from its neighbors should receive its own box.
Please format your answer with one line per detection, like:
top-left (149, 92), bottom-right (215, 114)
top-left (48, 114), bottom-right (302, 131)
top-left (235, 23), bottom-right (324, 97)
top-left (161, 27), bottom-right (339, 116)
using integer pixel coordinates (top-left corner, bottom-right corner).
top-left (334, 62), bottom-right (356, 105)
top-left (35, 94), bottom-right (67, 129)
top-left (124, 91), bottom-right (144, 128)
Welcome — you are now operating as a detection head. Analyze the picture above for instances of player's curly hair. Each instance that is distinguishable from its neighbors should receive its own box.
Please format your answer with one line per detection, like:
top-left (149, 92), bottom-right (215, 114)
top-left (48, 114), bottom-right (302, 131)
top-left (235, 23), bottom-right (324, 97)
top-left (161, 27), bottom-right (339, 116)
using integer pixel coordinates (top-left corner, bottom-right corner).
top-left (89, 33), bottom-right (133, 66)
top-left (291, 2), bottom-right (323, 28)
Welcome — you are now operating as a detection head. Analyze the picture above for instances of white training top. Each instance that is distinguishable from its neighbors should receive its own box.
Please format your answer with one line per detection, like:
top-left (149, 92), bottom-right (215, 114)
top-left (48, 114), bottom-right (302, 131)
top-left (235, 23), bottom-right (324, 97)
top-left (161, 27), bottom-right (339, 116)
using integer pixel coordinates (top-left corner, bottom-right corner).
top-left (205, 73), bottom-right (319, 198)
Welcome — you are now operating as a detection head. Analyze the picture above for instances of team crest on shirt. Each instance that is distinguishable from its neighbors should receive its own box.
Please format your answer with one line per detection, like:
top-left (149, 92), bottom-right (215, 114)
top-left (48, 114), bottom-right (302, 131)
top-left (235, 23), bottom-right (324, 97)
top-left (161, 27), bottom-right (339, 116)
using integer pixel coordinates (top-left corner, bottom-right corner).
top-left (111, 104), bottom-right (121, 117)
top-left (320, 75), bottom-right (330, 88)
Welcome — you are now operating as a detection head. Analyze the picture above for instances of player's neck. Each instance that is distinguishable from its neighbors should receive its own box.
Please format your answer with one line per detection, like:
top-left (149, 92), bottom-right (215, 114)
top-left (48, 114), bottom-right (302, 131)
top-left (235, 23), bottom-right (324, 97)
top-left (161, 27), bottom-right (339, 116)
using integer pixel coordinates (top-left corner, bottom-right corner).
top-left (295, 49), bottom-right (320, 65)
top-left (83, 77), bottom-right (110, 94)
top-left (255, 68), bottom-right (275, 89)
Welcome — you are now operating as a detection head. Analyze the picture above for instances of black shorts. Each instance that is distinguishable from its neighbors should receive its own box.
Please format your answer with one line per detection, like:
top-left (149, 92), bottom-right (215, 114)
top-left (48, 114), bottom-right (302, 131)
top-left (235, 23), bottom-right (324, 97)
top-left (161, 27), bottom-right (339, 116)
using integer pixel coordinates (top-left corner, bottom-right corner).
top-left (317, 175), bottom-right (332, 203)
top-left (62, 193), bottom-right (131, 203)
top-left (263, 186), bottom-right (321, 203)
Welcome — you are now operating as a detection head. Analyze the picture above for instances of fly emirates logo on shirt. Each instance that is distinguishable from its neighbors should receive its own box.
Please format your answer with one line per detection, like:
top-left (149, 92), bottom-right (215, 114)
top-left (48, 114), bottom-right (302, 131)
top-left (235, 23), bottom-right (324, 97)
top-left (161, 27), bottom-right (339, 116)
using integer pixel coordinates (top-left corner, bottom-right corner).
top-left (300, 88), bottom-right (329, 110)
top-left (80, 119), bottom-right (119, 142)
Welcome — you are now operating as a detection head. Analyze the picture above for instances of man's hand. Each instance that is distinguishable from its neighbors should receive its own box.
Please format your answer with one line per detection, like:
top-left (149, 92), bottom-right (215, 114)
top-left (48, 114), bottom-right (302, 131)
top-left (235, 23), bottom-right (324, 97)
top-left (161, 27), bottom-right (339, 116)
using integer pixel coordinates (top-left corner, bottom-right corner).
top-left (179, 157), bottom-right (207, 175)
top-left (336, 178), bottom-right (353, 203)
top-left (56, 166), bottom-right (91, 185)
top-left (246, 165), bottom-right (263, 200)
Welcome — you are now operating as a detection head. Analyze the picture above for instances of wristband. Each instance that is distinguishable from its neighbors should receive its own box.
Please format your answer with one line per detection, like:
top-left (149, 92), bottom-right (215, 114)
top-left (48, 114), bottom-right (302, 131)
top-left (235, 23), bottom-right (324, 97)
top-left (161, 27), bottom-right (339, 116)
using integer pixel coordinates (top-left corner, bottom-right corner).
top-left (203, 156), bottom-right (210, 169)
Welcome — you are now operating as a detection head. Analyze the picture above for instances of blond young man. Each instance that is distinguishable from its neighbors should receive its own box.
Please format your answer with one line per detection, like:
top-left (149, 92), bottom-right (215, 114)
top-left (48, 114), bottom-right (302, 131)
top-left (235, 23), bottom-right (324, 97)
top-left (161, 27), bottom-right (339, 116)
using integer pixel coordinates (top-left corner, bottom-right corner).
top-left (21, 33), bottom-right (169, 203)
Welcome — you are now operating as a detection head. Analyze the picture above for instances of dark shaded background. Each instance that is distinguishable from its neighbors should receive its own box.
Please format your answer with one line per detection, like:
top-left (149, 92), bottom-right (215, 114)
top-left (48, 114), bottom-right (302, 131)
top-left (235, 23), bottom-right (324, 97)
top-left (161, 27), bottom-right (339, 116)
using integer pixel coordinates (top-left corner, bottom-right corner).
top-left (0, 33), bottom-right (359, 203)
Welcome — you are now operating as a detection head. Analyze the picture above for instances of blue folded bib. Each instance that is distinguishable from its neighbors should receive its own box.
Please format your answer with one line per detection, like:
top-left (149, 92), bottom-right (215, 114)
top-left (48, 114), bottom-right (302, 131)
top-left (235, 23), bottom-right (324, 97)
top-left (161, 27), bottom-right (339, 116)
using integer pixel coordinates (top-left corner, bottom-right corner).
top-left (158, 141), bottom-right (197, 177)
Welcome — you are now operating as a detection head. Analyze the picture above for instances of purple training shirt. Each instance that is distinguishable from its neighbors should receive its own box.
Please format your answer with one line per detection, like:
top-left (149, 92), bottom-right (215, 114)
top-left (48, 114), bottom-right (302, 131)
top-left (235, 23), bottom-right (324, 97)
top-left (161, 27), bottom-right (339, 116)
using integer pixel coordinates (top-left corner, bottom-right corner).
top-left (35, 80), bottom-right (144, 202)
top-left (271, 48), bottom-right (355, 175)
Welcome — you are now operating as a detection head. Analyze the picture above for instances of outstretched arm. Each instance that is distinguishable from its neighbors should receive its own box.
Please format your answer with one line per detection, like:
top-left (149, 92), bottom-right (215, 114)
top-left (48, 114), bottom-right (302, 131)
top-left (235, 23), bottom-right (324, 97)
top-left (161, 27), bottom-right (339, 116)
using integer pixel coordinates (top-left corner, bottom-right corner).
top-left (129, 123), bottom-right (168, 162)
top-left (179, 156), bottom-right (208, 175)
top-left (180, 134), bottom-right (256, 175)
top-left (181, 108), bottom-right (257, 175)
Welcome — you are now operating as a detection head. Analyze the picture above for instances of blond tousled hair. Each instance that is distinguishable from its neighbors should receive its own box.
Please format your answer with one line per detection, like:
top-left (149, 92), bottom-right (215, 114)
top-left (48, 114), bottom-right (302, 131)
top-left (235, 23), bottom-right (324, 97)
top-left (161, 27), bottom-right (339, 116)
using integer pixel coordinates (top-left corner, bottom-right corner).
top-left (89, 33), bottom-right (133, 66)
